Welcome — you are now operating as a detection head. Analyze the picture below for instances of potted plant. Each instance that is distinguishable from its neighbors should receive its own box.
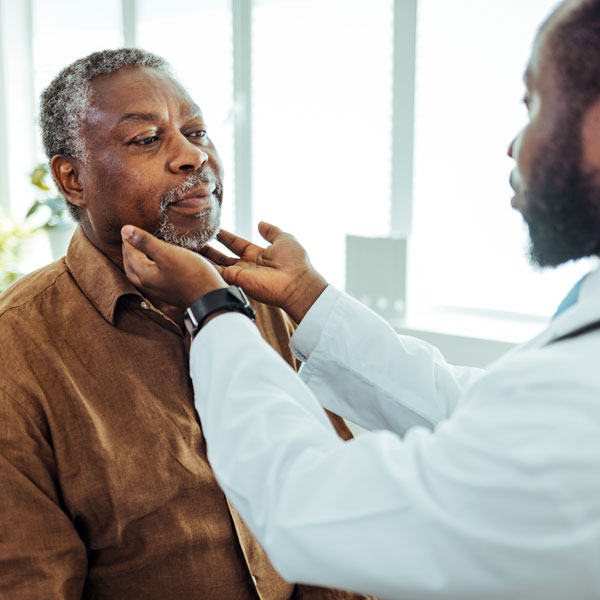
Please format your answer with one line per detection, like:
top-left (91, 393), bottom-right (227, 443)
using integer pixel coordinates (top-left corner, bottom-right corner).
top-left (27, 163), bottom-right (76, 259)
top-left (0, 212), bottom-right (31, 293)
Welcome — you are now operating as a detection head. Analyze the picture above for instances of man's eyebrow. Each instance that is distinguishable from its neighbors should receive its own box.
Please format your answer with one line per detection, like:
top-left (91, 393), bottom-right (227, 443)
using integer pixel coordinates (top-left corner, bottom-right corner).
top-left (116, 104), bottom-right (203, 125)
top-left (117, 112), bottom-right (162, 125)
top-left (185, 103), bottom-right (203, 119)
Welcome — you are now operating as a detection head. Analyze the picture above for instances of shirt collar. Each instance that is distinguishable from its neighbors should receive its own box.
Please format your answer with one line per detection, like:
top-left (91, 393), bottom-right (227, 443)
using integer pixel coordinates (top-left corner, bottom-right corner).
top-left (65, 227), bottom-right (142, 325)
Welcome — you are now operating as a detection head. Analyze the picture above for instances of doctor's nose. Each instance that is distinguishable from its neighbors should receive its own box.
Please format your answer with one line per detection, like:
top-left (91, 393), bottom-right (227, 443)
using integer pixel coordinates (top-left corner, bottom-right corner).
top-left (507, 138), bottom-right (515, 159)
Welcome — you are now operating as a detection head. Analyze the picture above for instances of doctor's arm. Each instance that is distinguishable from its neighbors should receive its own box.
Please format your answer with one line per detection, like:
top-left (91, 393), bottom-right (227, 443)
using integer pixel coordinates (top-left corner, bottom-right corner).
top-left (189, 313), bottom-right (582, 599)
top-left (119, 225), bottom-right (585, 598)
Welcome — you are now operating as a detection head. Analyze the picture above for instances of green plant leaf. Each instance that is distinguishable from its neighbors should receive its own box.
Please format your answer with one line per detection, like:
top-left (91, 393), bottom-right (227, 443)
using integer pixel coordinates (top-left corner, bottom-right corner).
top-left (30, 164), bottom-right (50, 191)
top-left (25, 200), bottom-right (43, 219)
top-left (27, 163), bottom-right (71, 230)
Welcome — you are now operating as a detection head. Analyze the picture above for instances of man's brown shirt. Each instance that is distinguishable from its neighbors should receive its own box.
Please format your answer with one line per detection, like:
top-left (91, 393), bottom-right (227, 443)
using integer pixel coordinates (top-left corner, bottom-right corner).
top-left (0, 228), bottom-right (366, 599)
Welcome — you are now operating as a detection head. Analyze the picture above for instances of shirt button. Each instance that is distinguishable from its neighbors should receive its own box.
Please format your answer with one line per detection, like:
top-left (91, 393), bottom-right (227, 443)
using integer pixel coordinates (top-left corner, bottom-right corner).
top-left (251, 575), bottom-right (258, 586)
top-left (140, 301), bottom-right (149, 310)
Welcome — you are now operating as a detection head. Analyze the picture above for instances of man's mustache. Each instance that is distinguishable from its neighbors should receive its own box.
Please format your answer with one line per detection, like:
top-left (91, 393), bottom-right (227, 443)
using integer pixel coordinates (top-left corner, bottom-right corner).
top-left (159, 171), bottom-right (223, 211)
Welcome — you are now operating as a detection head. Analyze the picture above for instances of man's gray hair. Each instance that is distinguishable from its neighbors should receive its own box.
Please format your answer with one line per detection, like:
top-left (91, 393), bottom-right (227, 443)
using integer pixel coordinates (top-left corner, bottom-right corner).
top-left (39, 48), bottom-right (172, 221)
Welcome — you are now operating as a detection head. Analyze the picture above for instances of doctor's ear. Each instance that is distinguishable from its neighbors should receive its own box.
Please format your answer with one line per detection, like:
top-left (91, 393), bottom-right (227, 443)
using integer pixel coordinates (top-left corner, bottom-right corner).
top-left (51, 155), bottom-right (86, 209)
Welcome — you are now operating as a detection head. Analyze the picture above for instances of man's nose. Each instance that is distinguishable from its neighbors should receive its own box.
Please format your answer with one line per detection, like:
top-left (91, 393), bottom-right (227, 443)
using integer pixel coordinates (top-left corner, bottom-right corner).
top-left (168, 134), bottom-right (209, 172)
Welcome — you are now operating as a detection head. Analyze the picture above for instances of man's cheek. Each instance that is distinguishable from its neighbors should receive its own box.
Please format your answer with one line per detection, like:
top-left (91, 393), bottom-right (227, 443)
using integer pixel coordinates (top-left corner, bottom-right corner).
top-left (131, 192), bottom-right (162, 217)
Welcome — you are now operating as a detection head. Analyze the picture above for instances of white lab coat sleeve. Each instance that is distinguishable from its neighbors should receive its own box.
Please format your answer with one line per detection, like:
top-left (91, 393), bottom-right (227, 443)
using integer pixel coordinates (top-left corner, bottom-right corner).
top-left (292, 287), bottom-right (484, 432)
top-left (190, 313), bottom-right (598, 600)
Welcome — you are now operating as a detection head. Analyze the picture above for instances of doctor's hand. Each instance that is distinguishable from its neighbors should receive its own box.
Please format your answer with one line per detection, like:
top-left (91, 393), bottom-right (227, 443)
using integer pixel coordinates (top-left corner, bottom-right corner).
top-left (203, 221), bottom-right (328, 323)
top-left (121, 225), bottom-right (227, 308)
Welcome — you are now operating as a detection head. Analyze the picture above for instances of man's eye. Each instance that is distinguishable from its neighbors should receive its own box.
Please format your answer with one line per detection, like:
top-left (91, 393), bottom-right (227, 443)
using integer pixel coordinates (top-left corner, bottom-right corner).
top-left (189, 130), bottom-right (207, 138)
top-left (135, 135), bottom-right (159, 146)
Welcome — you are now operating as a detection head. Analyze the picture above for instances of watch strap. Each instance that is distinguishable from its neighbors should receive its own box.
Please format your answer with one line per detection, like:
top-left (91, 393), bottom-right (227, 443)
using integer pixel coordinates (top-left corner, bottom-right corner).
top-left (184, 285), bottom-right (255, 338)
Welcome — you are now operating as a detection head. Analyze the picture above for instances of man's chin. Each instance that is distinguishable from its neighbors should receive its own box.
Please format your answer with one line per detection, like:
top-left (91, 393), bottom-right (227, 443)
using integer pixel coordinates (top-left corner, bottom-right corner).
top-left (154, 222), bottom-right (219, 251)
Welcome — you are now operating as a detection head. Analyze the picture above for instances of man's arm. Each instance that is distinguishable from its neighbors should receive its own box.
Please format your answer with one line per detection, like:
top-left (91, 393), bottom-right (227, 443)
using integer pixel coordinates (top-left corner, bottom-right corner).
top-left (0, 389), bottom-right (87, 598)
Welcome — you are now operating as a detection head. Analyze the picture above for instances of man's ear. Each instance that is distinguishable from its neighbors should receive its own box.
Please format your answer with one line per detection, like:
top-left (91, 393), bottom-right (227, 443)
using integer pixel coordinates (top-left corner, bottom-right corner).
top-left (51, 155), bottom-right (86, 209)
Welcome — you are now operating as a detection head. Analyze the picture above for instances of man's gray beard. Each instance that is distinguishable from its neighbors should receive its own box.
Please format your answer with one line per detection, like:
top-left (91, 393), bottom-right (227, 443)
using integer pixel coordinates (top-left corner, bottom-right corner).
top-left (154, 204), bottom-right (222, 251)
top-left (154, 171), bottom-right (223, 250)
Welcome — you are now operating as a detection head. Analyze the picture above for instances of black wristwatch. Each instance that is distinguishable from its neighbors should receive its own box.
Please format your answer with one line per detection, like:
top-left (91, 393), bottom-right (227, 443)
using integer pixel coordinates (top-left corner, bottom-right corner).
top-left (184, 285), bottom-right (255, 338)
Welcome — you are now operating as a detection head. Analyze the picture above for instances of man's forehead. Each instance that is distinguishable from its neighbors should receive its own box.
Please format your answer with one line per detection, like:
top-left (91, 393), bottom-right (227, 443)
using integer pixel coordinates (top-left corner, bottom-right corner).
top-left (86, 66), bottom-right (203, 123)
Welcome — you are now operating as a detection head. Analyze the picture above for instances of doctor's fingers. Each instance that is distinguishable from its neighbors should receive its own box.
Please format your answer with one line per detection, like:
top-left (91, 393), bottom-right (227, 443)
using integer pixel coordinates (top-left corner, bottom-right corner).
top-left (200, 244), bottom-right (237, 268)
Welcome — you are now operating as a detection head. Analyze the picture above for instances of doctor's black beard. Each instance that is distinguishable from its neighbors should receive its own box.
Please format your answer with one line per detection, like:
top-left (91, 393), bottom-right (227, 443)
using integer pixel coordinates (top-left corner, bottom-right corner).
top-left (520, 114), bottom-right (600, 267)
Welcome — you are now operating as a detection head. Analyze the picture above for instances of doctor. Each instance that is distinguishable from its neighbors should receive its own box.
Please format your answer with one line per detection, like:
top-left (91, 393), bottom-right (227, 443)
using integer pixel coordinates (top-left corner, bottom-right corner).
top-left (120, 0), bottom-right (600, 598)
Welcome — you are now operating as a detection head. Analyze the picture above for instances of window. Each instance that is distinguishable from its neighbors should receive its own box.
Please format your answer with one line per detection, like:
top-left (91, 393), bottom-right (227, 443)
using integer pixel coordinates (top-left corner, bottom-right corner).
top-left (32, 0), bottom-right (122, 105)
top-left (252, 0), bottom-right (394, 288)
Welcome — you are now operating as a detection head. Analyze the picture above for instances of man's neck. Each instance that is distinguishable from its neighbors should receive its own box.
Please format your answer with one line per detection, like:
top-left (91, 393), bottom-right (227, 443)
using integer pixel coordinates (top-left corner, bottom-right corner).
top-left (81, 224), bottom-right (186, 328)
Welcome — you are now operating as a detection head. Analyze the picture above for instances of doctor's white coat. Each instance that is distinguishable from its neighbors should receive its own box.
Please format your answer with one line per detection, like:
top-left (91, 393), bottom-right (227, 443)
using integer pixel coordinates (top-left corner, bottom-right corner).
top-left (191, 267), bottom-right (600, 600)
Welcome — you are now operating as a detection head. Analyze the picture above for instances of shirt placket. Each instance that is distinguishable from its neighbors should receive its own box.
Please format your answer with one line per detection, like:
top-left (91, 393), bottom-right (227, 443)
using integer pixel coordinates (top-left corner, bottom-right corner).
top-left (226, 497), bottom-right (295, 600)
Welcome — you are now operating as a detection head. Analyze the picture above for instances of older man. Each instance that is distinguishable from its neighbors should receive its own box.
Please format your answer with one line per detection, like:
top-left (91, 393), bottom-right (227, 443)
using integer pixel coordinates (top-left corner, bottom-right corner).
top-left (0, 49), bottom-right (366, 599)
top-left (116, 0), bottom-right (600, 597)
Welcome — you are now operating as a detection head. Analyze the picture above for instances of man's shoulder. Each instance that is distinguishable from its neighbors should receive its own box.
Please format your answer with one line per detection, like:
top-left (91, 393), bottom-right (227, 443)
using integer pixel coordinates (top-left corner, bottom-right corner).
top-left (0, 259), bottom-right (72, 320)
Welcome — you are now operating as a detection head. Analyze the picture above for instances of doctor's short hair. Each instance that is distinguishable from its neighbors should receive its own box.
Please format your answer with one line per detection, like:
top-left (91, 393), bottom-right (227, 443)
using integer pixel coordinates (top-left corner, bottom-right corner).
top-left (39, 48), bottom-right (172, 221)
top-left (545, 0), bottom-right (600, 116)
